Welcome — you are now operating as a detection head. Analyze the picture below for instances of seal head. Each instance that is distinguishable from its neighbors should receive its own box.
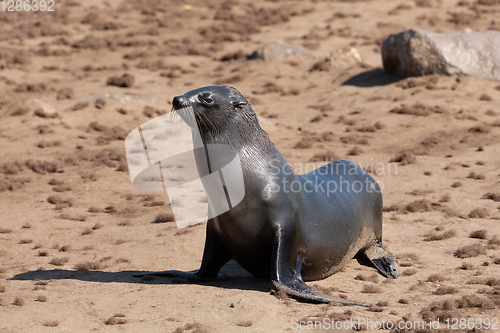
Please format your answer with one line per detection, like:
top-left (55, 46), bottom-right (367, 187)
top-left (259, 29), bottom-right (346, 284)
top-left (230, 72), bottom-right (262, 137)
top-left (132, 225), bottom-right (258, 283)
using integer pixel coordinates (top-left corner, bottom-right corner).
top-left (173, 85), bottom-right (255, 136)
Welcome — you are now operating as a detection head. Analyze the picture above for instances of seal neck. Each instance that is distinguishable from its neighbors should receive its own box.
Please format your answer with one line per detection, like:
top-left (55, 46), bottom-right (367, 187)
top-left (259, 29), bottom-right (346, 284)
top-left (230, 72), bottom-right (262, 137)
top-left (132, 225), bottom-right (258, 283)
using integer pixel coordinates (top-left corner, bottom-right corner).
top-left (196, 118), bottom-right (289, 172)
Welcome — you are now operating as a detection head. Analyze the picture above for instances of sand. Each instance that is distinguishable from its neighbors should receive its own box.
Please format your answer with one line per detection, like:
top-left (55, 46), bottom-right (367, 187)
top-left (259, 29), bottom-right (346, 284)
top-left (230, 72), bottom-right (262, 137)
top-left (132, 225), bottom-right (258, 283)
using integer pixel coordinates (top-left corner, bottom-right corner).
top-left (0, 0), bottom-right (499, 332)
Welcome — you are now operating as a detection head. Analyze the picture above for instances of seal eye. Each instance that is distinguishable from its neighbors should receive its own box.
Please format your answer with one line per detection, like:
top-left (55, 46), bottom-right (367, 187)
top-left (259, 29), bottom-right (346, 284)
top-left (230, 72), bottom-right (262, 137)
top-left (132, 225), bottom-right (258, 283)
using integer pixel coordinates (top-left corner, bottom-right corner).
top-left (199, 93), bottom-right (214, 106)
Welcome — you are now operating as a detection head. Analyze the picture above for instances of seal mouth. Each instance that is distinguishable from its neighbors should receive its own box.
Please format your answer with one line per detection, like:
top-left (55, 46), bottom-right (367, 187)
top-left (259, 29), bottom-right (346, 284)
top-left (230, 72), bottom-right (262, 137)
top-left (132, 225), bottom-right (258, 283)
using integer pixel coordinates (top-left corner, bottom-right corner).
top-left (172, 94), bottom-right (214, 132)
top-left (171, 95), bottom-right (197, 128)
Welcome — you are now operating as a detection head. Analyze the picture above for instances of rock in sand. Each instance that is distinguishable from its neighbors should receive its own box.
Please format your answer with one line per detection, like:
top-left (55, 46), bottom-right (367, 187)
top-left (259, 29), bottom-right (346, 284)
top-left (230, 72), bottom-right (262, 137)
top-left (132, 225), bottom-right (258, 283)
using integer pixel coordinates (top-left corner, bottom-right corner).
top-left (382, 29), bottom-right (500, 81)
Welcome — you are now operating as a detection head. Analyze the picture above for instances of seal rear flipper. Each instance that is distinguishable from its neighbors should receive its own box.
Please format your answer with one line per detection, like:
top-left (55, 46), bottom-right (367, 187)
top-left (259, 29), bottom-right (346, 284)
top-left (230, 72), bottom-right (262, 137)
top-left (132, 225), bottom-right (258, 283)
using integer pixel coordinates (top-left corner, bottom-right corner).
top-left (362, 242), bottom-right (400, 279)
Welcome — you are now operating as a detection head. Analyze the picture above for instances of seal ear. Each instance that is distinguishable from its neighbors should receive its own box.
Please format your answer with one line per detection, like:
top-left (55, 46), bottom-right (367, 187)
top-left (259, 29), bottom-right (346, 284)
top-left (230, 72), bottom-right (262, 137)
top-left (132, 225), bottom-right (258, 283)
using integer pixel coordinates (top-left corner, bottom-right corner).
top-left (231, 100), bottom-right (247, 109)
top-left (226, 86), bottom-right (250, 109)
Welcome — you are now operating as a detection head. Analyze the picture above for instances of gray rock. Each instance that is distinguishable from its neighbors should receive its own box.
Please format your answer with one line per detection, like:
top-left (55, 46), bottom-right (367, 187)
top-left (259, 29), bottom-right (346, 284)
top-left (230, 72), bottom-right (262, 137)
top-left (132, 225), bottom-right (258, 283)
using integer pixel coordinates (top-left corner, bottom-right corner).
top-left (25, 98), bottom-right (59, 118)
top-left (382, 29), bottom-right (500, 81)
top-left (249, 40), bottom-right (314, 61)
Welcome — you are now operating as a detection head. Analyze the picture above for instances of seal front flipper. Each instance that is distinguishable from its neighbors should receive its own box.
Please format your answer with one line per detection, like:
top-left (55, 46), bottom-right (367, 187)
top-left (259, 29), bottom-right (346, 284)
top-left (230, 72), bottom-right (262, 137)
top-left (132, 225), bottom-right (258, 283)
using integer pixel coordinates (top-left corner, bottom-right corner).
top-left (133, 220), bottom-right (231, 281)
top-left (271, 224), bottom-right (367, 306)
top-left (272, 257), bottom-right (367, 306)
top-left (362, 242), bottom-right (400, 279)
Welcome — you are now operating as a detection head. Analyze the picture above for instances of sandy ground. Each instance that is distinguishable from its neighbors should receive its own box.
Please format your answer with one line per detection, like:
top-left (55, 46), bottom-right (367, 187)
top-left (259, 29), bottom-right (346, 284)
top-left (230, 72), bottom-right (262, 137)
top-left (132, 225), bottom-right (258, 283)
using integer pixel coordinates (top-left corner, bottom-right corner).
top-left (1, 0), bottom-right (500, 332)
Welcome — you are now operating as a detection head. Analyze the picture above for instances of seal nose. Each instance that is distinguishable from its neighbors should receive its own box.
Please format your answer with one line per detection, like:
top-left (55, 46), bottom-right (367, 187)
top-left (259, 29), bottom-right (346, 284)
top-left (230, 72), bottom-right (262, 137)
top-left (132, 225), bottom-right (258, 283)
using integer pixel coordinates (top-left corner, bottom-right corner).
top-left (172, 96), bottom-right (186, 110)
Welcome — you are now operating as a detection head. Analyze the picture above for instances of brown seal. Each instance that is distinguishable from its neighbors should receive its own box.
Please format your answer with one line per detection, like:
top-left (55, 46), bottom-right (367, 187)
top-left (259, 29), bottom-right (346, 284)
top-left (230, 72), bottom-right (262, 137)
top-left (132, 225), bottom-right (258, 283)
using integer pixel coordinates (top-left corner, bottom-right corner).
top-left (134, 85), bottom-right (399, 306)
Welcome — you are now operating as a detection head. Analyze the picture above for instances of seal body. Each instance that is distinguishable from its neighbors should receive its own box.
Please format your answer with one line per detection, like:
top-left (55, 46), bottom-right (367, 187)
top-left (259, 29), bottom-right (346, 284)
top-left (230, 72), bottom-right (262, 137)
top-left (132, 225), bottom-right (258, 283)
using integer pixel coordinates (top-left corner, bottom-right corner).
top-left (212, 159), bottom-right (383, 282)
top-left (136, 85), bottom-right (399, 305)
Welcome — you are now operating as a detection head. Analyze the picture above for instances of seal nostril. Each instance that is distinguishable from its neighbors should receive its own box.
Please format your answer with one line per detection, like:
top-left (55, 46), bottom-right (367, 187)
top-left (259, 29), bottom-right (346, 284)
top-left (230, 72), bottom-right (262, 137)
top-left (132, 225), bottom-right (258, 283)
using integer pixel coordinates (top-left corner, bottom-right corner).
top-left (173, 96), bottom-right (185, 109)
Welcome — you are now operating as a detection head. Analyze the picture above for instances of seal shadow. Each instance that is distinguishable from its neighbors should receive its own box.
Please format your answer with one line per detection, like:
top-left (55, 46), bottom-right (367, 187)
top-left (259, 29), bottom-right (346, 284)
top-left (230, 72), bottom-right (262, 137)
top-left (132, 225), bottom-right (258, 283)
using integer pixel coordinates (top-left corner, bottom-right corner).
top-left (9, 259), bottom-right (273, 293)
top-left (342, 68), bottom-right (404, 87)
